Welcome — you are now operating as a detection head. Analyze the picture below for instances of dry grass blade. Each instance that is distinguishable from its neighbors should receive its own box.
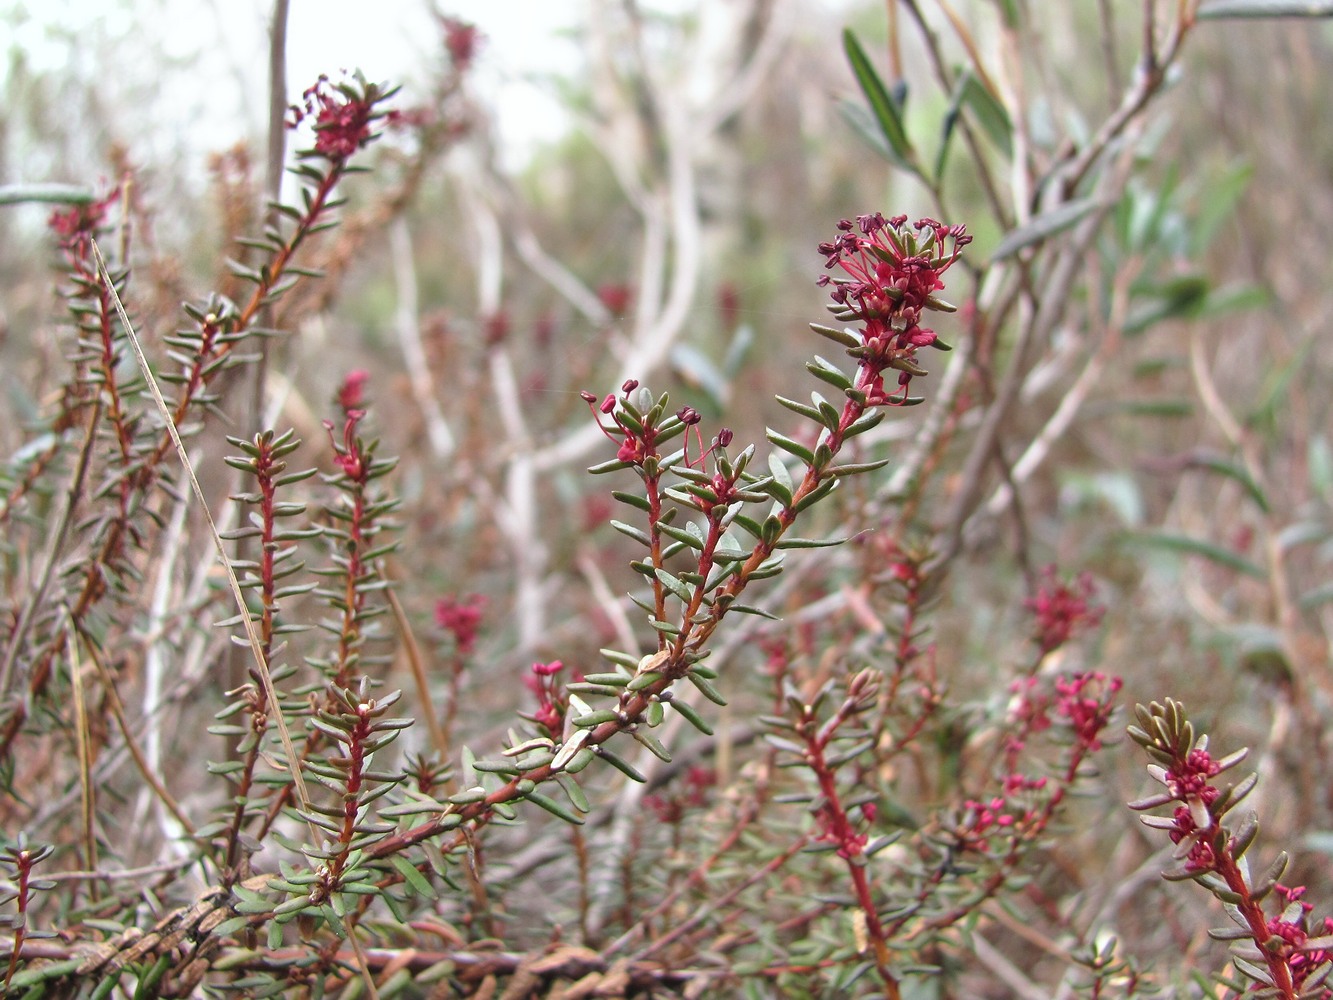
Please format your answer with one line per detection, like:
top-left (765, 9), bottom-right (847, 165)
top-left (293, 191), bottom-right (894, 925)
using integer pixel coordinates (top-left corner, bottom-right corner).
top-left (65, 626), bottom-right (97, 880)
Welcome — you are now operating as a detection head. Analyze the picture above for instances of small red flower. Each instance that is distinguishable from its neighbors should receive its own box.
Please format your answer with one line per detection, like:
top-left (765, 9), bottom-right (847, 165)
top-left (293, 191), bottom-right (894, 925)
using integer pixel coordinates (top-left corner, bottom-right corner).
top-left (49, 188), bottom-right (120, 251)
top-left (1025, 566), bottom-right (1105, 655)
top-left (597, 283), bottom-right (634, 318)
top-left (524, 661), bottom-right (566, 734)
top-left (581, 494), bottom-right (613, 533)
top-left (484, 311), bottom-right (509, 345)
top-left (289, 75), bottom-right (378, 163)
top-left (440, 16), bottom-right (481, 71)
top-left (338, 370), bottom-right (369, 411)
top-left (717, 282), bottom-right (741, 329)
top-left (956, 797), bottom-right (1020, 852)
top-left (324, 410), bottom-right (367, 481)
top-left (584, 382), bottom-right (657, 467)
top-left (434, 594), bottom-right (487, 655)
top-left (1054, 672), bottom-right (1121, 751)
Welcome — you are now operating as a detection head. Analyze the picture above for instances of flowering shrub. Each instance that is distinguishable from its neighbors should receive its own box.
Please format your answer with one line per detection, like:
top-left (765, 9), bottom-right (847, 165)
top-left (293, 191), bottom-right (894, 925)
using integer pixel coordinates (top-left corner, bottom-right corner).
top-left (1130, 701), bottom-right (1333, 996)
top-left (2, 3), bottom-right (1332, 998)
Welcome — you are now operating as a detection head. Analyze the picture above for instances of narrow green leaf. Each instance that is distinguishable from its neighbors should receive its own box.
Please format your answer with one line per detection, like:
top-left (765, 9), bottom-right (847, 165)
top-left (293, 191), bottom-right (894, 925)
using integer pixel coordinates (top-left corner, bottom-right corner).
top-left (775, 394), bottom-right (824, 423)
top-left (991, 198), bottom-right (1100, 261)
top-left (726, 603), bottom-right (779, 620)
top-left (632, 728), bottom-right (672, 762)
top-left (390, 856), bottom-right (437, 899)
top-left (1191, 163), bottom-right (1253, 255)
top-left (556, 773), bottom-right (591, 812)
top-left (687, 672), bottom-right (728, 705)
top-left (958, 70), bottom-right (1013, 159)
top-left (794, 476), bottom-right (838, 513)
top-left (825, 457), bottom-right (892, 477)
top-left (669, 697), bottom-right (714, 735)
top-left (1199, 0), bottom-right (1333, 17)
top-left (805, 356), bottom-right (854, 391)
top-left (1123, 275), bottom-right (1211, 334)
top-left (525, 791), bottom-right (586, 824)
top-left (655, 568), bottom-right (692, 602)
top-left (808, 323), bottom-right (862, 349)
top-left (838, 99), bottom-right (896, 162)
top-left (1189, 452), bottom-right (1270, 513)
top-left (658, 523), bottom-right (705, 549)
top-left (573, 709), bottom-right (621, 728)
top-left (767, 429), bottom-right (814, 464)
top-left (842, 28), bottom-right (917, 171)
top-left (842, 409), bottom-right (884, 439)
top-left (610, 519), bottom-right (653, 547)
top-left (596, 747), bottom-right (646, 782)
top-left (776, 535), bottom-right (849, 549)
top-left (1121, 531), bottom-right (1266, 578)
top-left (612, 490), bottom-right (651, 511)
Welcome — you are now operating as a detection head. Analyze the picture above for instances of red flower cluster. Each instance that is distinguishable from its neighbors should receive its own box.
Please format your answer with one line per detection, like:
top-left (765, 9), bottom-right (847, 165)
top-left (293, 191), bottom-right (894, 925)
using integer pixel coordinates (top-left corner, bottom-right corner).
top-left (289, 75), bottom-right (377, 163)
top-left (1137, 747), bottom-right (1224, 873)
top-left (434, 594), bottom-right (487, 656)
top-left (817, 214), bottom-right (970, 403)
top-left (956, 796), bottom-right (1023, 852)
top-left (814, 799), bottom-right (870, 860)
top-left (440, 16), bottom-right (481, 71)
top-left (1055, 671), bottom-right (1122, 751)
top-left (48, 189), bottom-right (119, 252)
top-left (1025, 566), bottom-right (1105, 655)
top-left (1268, 886), bottom-right (1333, 990)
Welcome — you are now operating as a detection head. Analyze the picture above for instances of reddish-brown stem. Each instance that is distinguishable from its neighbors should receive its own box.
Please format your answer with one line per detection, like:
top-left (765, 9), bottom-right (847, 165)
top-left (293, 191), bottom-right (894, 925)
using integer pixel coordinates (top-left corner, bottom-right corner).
top-left (333, 485), bottom-right (368, 687)
top-left (1211, 848), bottom-right (1296, 998)
top-left (327, 708), bottom-right (373, 884)
top-left (797, 695), bottom-right (899, 997)
top-left (222, 435), bottom-right (283, 873)
top-left (3, 853), bottom-right (33, 990)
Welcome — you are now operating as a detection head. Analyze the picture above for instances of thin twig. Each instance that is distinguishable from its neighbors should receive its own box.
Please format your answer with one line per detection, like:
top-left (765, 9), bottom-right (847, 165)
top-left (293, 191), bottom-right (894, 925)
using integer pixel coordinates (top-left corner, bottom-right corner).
top-left (388, 217), bottom-right (454, 457)
top-left (141, 477), bottom-right (191, 831)
top-left (385, 584), bottom-right (448, 758)
top-left (76, 621), bottom-right (199, 838)
top-left (0, 400), bottom-right (101, 699)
